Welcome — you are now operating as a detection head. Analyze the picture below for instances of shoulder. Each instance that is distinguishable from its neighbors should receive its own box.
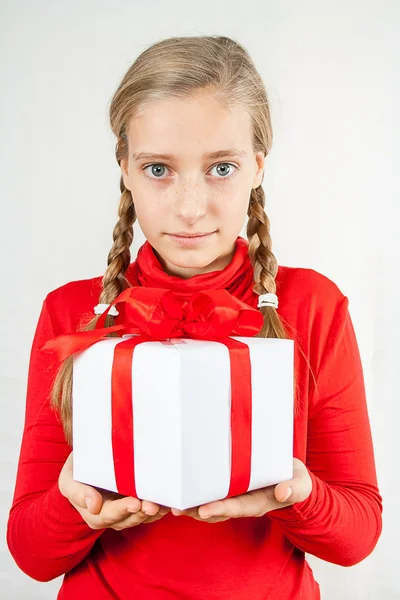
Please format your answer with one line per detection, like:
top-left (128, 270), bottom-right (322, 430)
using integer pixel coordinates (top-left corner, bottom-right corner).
top-left (43, 274), bottom-right (104, 334)
top-left (276, 264), bottom-right (349, 337)
top-left (276, 264), bottom-right (346, 304)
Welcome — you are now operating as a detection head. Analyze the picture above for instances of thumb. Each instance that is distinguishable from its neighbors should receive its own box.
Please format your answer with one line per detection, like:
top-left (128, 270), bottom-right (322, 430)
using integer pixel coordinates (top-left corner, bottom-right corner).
top-left (274, 457), bottom-right (306, 503)
top-left (71, 480), bottom-right (104, 514)
top-left (60, 452), bottom-right (104, 514)
top-left (274, 482), bottom-right (293, 503)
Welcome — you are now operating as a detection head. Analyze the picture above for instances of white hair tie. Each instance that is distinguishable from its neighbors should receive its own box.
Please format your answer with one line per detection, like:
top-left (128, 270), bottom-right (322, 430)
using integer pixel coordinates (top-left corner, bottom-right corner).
top-left (257, 293), bottom-right (278, 309)
top-left (94, 296), bottom-right (277, 317)
top-left (94, 303), bottom-right (119, 317)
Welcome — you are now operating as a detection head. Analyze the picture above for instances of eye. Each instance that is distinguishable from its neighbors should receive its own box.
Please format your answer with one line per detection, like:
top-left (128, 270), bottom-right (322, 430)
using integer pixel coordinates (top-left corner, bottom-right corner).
top-left (142, 164), bottom-right (171, 180)
top-left (208, 162), bottom-right (238, 179)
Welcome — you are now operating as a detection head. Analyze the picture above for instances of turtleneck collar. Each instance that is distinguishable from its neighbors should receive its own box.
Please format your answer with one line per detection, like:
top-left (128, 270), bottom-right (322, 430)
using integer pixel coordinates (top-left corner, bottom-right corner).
top-left (126, 236), bottom-right (258, 306)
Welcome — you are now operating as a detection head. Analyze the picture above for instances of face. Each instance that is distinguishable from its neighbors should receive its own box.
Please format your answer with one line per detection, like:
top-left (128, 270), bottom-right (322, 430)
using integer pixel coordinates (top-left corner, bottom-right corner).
top-left (120, 91), bottom-right (265, 278)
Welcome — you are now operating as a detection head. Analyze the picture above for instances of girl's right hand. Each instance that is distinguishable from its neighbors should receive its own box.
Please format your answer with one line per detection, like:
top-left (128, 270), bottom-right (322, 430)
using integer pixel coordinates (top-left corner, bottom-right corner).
top-left (58, 451), bottom-right (170, 530)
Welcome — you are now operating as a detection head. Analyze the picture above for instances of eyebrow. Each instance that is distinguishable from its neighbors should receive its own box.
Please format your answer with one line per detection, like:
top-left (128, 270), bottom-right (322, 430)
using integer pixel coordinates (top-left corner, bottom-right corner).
top-left (131, 149), bottom-right (248, 161)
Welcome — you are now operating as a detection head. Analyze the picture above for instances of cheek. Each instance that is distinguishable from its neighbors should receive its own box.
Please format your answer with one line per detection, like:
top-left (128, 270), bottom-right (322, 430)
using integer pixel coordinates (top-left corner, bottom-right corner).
top-left (133, 197), bottom-right (167, 228)
top-left (217, 193), bottom-right (250, 225)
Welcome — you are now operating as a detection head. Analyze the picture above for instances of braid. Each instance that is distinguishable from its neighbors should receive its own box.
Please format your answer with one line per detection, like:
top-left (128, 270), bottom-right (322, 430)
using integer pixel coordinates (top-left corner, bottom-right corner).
top-left (100, 186), bottom-right (135, 304)
top-left (247, 186), bottom-right (316, 419)
top-left (50, 177), bottom-right (136, 445)
top-left (247, 186), bottom-right (285, 338)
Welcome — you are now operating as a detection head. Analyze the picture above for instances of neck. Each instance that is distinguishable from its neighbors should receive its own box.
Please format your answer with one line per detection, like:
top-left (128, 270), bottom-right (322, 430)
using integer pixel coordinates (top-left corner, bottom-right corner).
top-left (130, 235), bottom-right (258, 305)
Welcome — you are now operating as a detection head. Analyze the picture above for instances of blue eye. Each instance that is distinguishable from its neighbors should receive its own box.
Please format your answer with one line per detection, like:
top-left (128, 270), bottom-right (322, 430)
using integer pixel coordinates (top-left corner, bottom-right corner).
top-left (209, 163), bottom-right (237, 178)
top-left (142, 162), bottom-right (238, 181)
top-left (143, 164), bottom-right (169, 179)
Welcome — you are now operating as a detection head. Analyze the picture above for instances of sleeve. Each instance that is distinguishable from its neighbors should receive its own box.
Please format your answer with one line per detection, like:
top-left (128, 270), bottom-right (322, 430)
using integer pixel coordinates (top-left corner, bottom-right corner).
top-left (266, 295), bottom-right (383, 567)
top-left (6, 296), bottom-right (106, 582)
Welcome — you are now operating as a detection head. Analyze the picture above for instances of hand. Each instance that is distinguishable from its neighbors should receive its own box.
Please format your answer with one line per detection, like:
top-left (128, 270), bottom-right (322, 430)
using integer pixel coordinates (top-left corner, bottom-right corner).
top-left (170, 458), bottom-right (312, 522)
top-left (59, 451), bottom-right (170, 530)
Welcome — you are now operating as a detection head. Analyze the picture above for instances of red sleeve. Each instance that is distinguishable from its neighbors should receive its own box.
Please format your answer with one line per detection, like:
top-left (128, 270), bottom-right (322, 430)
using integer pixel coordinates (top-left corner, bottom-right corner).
top-left (267, 295), bottom-right (383, 566)
top-left (6, 297), bottom-right (105, 582)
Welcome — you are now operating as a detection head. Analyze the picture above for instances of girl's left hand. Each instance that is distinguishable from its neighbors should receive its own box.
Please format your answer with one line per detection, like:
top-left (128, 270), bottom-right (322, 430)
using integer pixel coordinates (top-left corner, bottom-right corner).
top-left (170, 458), bottom-right (312, 522)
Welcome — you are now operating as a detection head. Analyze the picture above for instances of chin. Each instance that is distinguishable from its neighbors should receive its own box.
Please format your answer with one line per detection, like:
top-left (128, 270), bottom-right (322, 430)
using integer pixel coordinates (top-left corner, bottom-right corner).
top-left (167, 248), bottom-right (216, 269)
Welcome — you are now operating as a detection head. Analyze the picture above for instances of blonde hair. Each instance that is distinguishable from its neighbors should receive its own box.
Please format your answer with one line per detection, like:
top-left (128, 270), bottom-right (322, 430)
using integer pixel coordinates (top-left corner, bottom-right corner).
top-left (51, 35), bottom-right (315, 445)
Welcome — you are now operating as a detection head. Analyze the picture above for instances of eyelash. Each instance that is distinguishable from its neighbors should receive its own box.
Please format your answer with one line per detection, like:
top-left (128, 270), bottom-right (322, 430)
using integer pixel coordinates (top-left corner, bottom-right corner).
top-left (141, 162), bottom-right (239, 182)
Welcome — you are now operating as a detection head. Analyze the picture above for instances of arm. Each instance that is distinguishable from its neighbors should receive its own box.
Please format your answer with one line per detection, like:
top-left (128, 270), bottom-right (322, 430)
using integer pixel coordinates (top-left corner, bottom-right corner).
top-left (267, 295), bottom-right (383, 566)
top-left (6, 297), bottom-right (105, 582)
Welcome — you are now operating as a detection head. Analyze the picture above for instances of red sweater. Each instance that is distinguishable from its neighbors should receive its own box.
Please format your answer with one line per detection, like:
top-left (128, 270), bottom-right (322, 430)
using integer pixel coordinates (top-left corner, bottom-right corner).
top-left (7, 262), bottom-right (382, 599)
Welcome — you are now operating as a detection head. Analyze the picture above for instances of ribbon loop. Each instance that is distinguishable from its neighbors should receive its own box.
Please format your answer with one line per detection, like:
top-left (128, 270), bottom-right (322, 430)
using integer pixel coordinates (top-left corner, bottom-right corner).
top-left (41, 287), bottom-right (264, 361)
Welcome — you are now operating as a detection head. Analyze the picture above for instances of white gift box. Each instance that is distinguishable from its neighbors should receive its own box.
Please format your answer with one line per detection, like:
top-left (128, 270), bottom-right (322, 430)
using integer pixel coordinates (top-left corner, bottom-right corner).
top-left (72, 335), bottom-right (294, 510)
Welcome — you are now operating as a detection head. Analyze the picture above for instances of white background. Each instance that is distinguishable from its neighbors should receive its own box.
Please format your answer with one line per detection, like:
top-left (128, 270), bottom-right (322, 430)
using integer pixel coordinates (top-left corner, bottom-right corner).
top-left (1, 0), bottom-right (398, 598)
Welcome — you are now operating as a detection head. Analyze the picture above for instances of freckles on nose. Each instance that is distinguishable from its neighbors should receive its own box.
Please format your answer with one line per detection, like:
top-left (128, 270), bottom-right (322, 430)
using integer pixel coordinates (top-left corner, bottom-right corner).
top-left (176, 200), bottom-right (206, 218)
top-left (174, 187), bottom-right (207, 216)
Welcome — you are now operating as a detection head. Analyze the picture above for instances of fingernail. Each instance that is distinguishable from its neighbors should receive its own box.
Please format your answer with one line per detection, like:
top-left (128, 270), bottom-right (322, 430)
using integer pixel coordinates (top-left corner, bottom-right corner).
top-left (143, 506), bottom-right (158, 515)
top-left (171, 508), bottom-right (182, 516)
top-left (200, 512), bottom-right (212, 519)
top-left (85, 496), bottom-right (92, 512)
top-left (280, 487), bottom-right (292, 502)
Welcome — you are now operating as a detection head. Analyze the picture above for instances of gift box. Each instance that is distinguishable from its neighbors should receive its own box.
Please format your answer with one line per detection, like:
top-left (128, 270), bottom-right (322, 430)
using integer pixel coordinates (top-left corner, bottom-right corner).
top-left (72, 334), bottom-right (294, 510)
top-left (41, 286), bottom-right (294, 510)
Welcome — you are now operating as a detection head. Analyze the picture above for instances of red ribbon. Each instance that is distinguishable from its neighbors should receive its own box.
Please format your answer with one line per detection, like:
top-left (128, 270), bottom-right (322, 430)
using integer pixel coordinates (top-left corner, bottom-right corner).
top-left (41, 287), bottom-right (264, 500)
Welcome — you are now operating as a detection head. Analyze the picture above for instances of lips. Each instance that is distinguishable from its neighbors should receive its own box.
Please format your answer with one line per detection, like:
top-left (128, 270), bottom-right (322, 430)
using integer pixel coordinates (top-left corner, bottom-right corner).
top-left (166, 231), bottom-right (216, 246)
top-left (169, 232), bottom-right (214, 238)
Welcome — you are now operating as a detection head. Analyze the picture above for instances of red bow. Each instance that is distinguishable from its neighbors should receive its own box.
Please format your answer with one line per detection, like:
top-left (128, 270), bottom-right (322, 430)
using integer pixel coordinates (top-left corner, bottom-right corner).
top-left (41, 287), bottom-right (264, 361)
top-left (41, 287), bottom-right (264, 501)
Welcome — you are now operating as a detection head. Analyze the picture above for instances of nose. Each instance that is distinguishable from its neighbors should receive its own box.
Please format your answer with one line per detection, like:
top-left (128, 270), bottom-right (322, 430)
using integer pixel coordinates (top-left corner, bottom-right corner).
top-left (173, 184), bottom-right (207, 224)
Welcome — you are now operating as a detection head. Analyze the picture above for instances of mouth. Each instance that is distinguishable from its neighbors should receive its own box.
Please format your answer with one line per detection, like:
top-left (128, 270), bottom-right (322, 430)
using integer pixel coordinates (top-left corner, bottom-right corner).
top-left (168, 231), bottom-right (216, 238)
top-left (165, 231), bottom-right (216, 247)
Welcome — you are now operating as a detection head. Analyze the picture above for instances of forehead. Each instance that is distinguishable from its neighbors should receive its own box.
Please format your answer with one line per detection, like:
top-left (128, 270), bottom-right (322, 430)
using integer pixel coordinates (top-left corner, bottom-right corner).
top-left (127, 94), bottom-right (253, 157)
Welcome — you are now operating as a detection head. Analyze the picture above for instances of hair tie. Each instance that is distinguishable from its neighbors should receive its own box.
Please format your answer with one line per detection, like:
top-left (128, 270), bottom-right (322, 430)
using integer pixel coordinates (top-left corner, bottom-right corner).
top-left (94, 303), bottom-right (119, 317)
top-left (257, 293), bottom-right (278, 309)
top-left (94, 296), bottom-right (276, 316)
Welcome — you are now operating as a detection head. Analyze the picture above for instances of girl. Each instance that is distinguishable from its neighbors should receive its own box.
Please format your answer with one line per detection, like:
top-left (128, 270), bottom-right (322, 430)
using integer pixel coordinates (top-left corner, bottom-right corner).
top-left (7, 35), bottom-right (382, 599)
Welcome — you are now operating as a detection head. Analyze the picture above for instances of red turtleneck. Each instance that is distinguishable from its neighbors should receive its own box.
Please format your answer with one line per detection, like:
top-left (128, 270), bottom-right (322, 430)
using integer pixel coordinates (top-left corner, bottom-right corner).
top-left (7, 237), bottom-right (382, 599)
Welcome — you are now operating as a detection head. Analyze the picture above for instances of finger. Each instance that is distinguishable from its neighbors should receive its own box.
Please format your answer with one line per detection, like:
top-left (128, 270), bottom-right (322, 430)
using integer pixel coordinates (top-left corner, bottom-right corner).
top-left (69, 481), bottom-right (105, 515)
top-left (172, 491), bottom-right (267, 520)
top-left (171, 507), bottom-right (194, 517)
top-left (274, 458), bottom-right (311, 504)
top-left (101, 509), bottom-right (147, 530)
top-left (94, 496), bottom-right (143, 526)
top-left (60, 452), bottom-right (104, 515)
top-left (198, 490), bottom-right (270, 519)
top-left (140, 507), bottom-right (170, 523)
top-left (154, 505), bottom-right (171, 516)
top-left (274, 482), bottom-right (294, 503)
top-left (109, 507), bottom-right (169, 530)
top-left (171, 505), bottom-right (219, 518)
top-left (132, 507), bottom-right (170, 524)
top-left (141, 499), bottom-right (164, 516)
top-left (103, 504), bottom-right (170, 530)
top-left (171, 506), bottom-right (232, 522)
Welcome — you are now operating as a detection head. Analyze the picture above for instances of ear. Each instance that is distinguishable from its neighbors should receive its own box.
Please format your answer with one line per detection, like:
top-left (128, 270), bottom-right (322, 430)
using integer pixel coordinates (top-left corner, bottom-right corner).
top-left (120, 157), bottom-right (131, 191)
top-left (252, 151), bottom-right (265, 189)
